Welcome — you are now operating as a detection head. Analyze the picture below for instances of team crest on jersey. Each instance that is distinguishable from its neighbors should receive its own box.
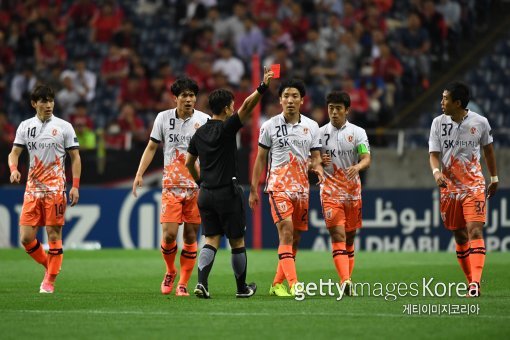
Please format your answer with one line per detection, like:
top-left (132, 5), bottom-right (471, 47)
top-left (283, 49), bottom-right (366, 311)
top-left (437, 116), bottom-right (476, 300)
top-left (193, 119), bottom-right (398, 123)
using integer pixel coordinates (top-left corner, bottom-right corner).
top-left (303, 127), bottom-right (309, 135)
top-left (470, 127), bottom-right (477, 135)
top-left (52, 129), bottom-right (58, 136)
top-left (325, 208), bottom-right (332, 220)
top-left (346, 135), bottom-right (354, 143)
top-left (278, 201), bottom-right (287, 212)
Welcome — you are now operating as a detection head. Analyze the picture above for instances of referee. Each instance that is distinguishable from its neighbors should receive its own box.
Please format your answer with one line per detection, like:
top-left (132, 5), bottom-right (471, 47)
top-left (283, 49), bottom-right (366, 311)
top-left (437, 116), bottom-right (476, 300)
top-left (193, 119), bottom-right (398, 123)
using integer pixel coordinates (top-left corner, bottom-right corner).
top-left (186, 67), bottom-right (273, 298)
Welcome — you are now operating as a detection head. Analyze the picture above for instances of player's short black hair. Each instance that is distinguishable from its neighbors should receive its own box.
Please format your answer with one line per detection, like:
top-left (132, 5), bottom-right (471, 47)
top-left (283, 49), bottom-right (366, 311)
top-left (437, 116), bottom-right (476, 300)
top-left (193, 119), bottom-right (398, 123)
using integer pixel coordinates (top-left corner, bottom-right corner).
top-left (278, 78), bottom-right (306, 98)
top-left (326, 91), bottom-right (350, 108)
top-left (31, 84), bottom-right (55, 102)
top-left (171, 77), bottom-right (199, 96)
top-left (444, 81), bottom-right (470, 109)
top-left (209, 89), bottom-right (234, 115)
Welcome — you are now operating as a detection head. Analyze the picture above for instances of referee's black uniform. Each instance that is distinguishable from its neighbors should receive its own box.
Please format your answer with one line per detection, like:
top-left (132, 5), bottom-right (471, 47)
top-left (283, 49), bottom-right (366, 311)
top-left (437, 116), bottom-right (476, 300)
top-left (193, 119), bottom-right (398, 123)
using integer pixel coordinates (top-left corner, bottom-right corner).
top-left (187, 113), bottom-right (246, 238)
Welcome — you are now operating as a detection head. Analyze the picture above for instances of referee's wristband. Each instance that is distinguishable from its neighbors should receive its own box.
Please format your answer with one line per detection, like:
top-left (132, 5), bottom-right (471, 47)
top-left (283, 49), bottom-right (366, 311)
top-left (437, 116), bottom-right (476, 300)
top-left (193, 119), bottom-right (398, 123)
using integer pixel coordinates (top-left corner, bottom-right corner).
top-left (256, 82), bottom-right (268, 94)
top-left (432, 168), bottom-right (440, 175)
top-left (490, 176), bottom-right (499, 183)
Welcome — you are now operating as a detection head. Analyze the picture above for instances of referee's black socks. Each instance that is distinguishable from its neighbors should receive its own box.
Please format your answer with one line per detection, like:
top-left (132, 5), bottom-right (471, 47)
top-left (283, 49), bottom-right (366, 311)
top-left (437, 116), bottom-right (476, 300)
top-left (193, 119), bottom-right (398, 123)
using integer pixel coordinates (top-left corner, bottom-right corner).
top-left (231, 247), bottom-right (247, 292)
top-left (198, 244), bottom-right (217, 290)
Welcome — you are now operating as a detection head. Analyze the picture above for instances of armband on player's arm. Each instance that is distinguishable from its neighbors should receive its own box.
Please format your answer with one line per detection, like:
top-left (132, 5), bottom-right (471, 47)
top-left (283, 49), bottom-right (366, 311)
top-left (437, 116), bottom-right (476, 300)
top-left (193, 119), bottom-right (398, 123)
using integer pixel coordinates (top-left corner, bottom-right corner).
top-left (357, 144), bottom-right (369, 155)
top-left (73, 178), bottom-right (80, 189)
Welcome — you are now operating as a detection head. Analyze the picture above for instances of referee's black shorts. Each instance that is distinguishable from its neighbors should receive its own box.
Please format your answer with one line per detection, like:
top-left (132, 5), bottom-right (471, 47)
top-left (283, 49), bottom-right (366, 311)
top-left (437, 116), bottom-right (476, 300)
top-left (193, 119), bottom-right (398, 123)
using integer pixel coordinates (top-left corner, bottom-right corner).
top-left (197, 184), bottom-right (246, 239)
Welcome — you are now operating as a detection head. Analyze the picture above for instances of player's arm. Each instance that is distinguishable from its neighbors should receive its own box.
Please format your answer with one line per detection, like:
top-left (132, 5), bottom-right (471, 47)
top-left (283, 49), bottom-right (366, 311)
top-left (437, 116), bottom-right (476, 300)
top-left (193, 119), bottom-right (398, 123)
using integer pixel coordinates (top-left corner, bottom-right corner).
top-left (483, 143), bottom-right (498, 199)
top-left (68, 148), bottom-right (81, 206)
top-left (8, 145), bottom-right (24, 184)
top-left (237, 67), bottom-right (273, 124)
top-left (132, 140), bottom-right (158, 197)
top-left (346, 153), bottom-right (371, 181)
top-left (309, 150), bottom-right (324, 184)
top-left (249, 146), bottom-right (269, 208)
top-left (185, 153), bottom-right (200, 183)
top-left (429, 151), bottom-right (447, 188)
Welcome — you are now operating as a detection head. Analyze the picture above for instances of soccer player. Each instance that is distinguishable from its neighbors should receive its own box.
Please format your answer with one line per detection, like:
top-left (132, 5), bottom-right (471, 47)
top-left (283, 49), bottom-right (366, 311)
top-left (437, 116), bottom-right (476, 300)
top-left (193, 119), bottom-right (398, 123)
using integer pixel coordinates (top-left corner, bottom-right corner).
top-left (319, 91), bottom-right (370, 295)
top-left (429, 81), bottom-right (498, 297)
top-left (249, 79), bottom-right (324, 297)
top-left (8, 84), bottom-right (81, 294)
top-left (132, 77), bottom-right (209, 296)
top-left (185, 67), bottom-right (274, 299)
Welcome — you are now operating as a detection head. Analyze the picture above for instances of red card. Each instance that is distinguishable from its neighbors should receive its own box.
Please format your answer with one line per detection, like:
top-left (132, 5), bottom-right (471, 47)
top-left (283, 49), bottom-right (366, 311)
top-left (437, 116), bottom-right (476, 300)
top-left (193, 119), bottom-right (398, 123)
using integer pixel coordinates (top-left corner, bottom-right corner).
top-left (270, 64), bottom-right (280, 78)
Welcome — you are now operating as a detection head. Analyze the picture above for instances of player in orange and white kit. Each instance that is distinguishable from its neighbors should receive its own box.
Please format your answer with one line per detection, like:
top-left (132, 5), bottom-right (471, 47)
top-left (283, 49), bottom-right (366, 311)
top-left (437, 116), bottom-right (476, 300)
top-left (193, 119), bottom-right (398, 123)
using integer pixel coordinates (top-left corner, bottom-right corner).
top-left (249, 79), bottom-right (324, 297)
top-left (8, 84), bottom-right (81, 294)
top-left (132, 77), bottom-right (209, 296)
top-left (319, 91), bottom-right (370, 295)
top-left (429, 81), bottom-right (498, 297)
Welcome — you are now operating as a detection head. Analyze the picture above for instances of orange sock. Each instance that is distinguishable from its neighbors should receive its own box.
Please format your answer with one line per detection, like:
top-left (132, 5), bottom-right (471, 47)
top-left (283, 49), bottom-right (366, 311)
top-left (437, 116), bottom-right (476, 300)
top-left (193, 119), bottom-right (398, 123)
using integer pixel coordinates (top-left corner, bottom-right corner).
top-left (47, 240), bottom-right (63, 278)
top-left (455, 242), bottom-right (472, 282)
top-left (470, 239), bottom-right (486, 283)
top-left (332, 242), bottom-right (349, 282)
top-left (178, 242), bottom-right (197, 286)
top-left (161, 241), bottom-right (177, 274)
top-left (24, 239), bottom-right (48, 269)
top-left (273, 248), bottom-right (297, 286)
top-left (346, 244), bottom-right (355, 278)
top-left (277, 245), bottom-right (297, 287)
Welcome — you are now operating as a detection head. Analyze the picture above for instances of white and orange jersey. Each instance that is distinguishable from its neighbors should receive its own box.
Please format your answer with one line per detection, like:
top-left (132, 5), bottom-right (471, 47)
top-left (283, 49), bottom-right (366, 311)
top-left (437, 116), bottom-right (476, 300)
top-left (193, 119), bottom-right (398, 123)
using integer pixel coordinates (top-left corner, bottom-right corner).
top-left (150, 108), bottom-right (209, 188)
top-left (319, 121), bottom-right (370, 201)
top-left (259, 113), bottom-right (321, 193)
top-left (429, 110), bottom-right (493, 195)
top-left (14, 115), bottom-right (79, 193)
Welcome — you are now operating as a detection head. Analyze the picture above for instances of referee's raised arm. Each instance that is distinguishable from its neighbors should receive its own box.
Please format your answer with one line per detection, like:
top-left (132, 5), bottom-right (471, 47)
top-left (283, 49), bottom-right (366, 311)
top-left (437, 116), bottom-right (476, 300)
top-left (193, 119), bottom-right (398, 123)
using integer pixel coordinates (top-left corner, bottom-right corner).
top-left (237, 66), bottom-right (273, 124)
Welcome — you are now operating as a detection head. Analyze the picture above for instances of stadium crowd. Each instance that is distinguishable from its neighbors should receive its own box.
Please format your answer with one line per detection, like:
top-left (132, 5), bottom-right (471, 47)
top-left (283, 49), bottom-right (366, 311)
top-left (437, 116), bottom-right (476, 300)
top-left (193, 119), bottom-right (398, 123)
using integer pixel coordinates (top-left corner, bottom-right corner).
top-left (0, 0), bottom-right (492, 152)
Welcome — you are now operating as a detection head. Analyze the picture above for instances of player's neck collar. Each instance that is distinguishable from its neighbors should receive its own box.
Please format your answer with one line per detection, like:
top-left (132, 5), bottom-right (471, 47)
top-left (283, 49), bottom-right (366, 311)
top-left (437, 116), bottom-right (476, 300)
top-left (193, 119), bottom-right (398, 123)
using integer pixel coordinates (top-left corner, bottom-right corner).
top-left (176, 108), bottom-right (193, 120)
top-left (282, 112), bottom-right (301, 124)
top-left (36, 114), bottom-right (53, 123)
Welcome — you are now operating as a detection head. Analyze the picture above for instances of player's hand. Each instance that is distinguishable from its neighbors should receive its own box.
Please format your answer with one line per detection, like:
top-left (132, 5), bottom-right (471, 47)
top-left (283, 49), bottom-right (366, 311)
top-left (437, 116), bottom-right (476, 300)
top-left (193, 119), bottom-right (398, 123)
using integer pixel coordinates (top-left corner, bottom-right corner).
top-left (69, 187), bottom-right (79, 206)
top-left (262, 66), bottom-right (274, 86)
top-left (433, 171), bottom-right (447, 188)
top-left (132, 175), bottom-right (143, 197)
top-left (321, 153), bottom-right (331, 167)
top-left (249, 189), bottom-right (259, 209)
top-left (486, 181), bottom-right (498, 199)
top-left (346, 165), bottom-right (361, 181)
top-left (10, 170), bottom-right (21, 183)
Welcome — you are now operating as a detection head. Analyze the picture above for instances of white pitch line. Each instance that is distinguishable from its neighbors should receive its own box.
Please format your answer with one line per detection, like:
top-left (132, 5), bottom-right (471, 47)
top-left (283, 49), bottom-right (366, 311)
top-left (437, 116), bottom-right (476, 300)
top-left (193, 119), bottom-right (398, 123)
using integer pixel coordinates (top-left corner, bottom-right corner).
top-left (3, 309), bottom-right (509, 319)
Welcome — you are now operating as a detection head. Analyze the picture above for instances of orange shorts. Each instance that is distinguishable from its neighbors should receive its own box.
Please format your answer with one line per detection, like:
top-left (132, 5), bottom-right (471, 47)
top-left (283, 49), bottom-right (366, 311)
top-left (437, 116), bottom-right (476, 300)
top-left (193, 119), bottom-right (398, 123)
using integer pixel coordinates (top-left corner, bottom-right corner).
top-left (440, 192), bottom-right (486, 230)
top-left (268, 191), bottom-right (309, 231)
top-left (321, 200), bottom-right (362, 232)
top-left (19, 191), bottom-right (67, 227)
top-left (161, 187), bottom-right (200, 224)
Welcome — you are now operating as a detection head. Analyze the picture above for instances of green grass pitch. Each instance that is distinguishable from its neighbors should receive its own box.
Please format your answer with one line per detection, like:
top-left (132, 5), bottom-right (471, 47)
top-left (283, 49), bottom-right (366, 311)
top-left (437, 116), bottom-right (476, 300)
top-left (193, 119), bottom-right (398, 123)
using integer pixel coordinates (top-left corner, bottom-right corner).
top-left (1, 249), bottom-right (509, 339)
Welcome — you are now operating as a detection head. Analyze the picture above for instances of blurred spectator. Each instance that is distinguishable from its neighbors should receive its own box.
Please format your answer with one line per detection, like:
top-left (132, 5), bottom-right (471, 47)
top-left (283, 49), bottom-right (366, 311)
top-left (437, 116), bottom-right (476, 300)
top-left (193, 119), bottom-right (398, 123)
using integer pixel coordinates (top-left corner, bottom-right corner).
top-left (35, 31), bottom-right (67, 73)
top-left (310, 48), bottom-right (343, 93)
top-left (266, 21), bottom-right (294, 54)
top-left (276, 0), bottom-right (294, 21)
top-left (420, 0), bottom-right (448, 67)
top-left (0, 30), bottom-right (15, 106)
top-left (396, 12), bottom-right (431, 90)
top-left (100, 44), bottom-right (130, 87)
top-left (112, 20), bottom-right (140, 52)
top-left (68, 58), bottom-right (97, 103)
top-left (319, 14), bottom-right (346, 47)
top-left (372, 43), bottom-right (403, 109)
top-left (211, 3), bottom-right (246, 46)
top-left (66, 0), bottom-right (98, 29)
top-left (70, 102), bottom-right (96, 150)
top-left (236, 15), bottom-right (265, 63)
top-left (105, 102), bottom-right (146, 150)
top-left (253, 0), bottom-right (278, 30)
top-left (342, 76), bottom-right (369, 127)
top-left (147, 75), bottom-right (173, 113)
top-left (117, 75), bottom-right (150, 112)
top-left (9, 65), bottom-right (37, 116)
top-left (356, 60), bottom-right (385, 120)
top-left (303, 28), bottom-right (328, 62)
top-left (283, 2), bottom-right (310, 43)
top-left (136, 0), bottom-right (163, 16)
top-left (310, 106), bottom-right (328, 126)
top-left (0, 112), bottom-right (15, 146)
top-left (57, 71), bottom-right (85, 118)
top-left (69, 101), bottom-right (94, 129)
top-left (336, 31), bottom-right (362, 77)
top-left (90, 0), bottom-right (123, 44)
top-left (436, 0), bottom-right (461, 56)
top-left (212, 45), bottom-right (244, 86)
